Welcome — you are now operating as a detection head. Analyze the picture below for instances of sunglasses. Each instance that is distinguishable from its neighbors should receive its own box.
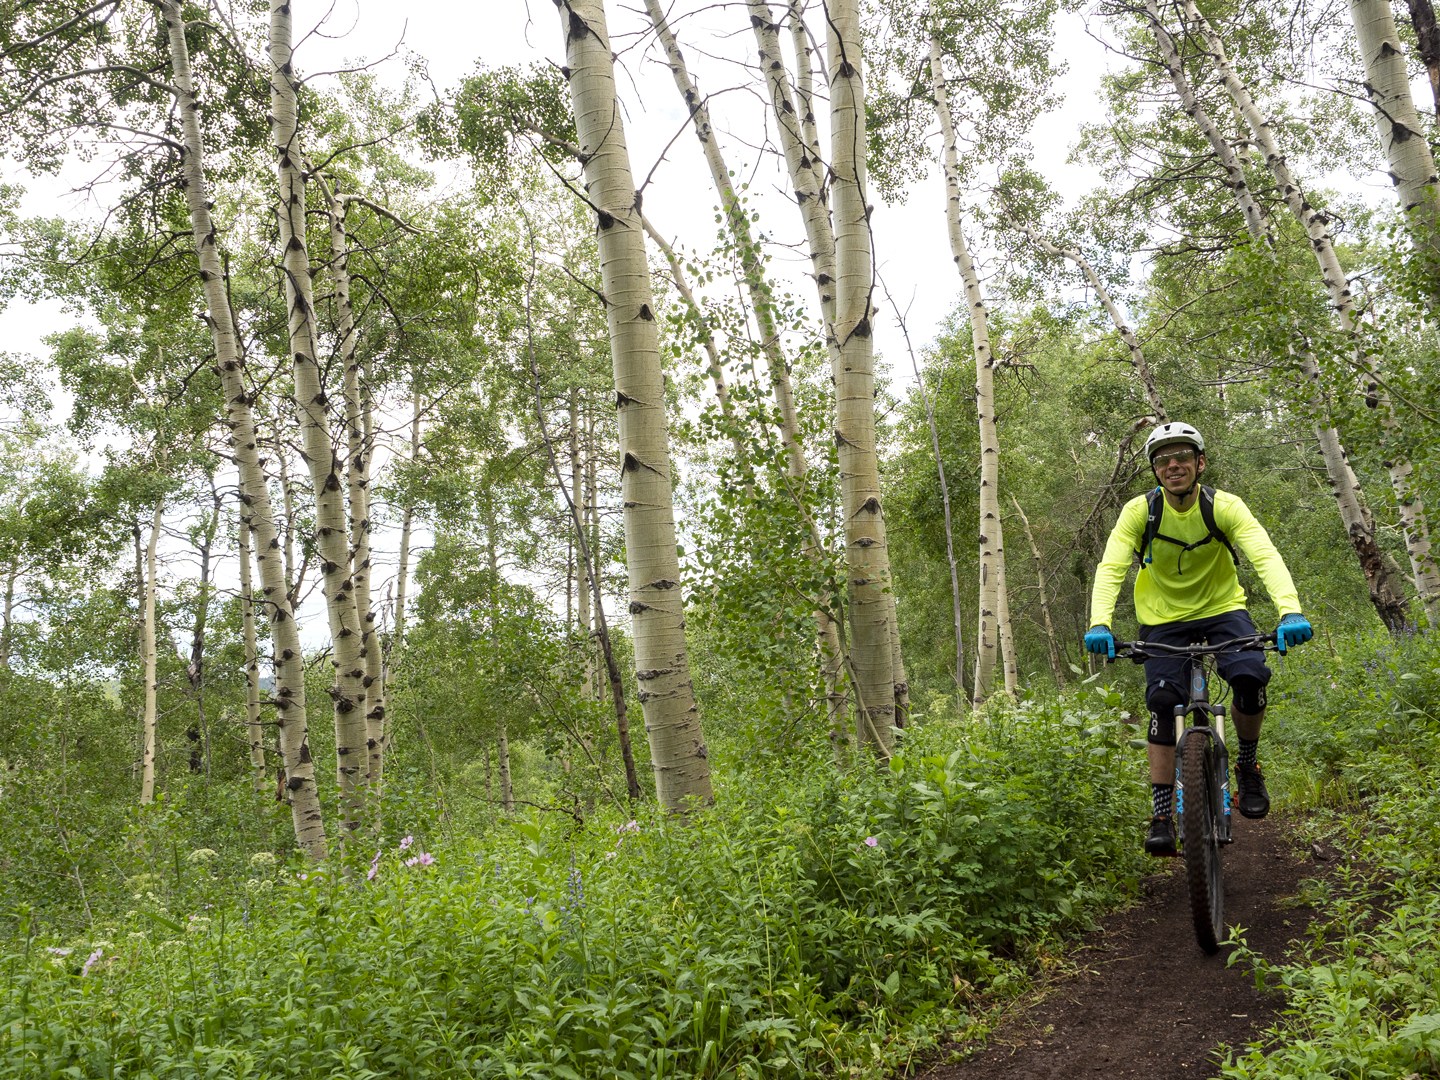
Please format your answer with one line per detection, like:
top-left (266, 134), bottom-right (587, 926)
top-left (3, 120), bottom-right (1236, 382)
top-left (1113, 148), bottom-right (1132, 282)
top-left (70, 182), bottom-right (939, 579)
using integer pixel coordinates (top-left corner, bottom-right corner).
top-left (1152, 448), bottom-right (1197, 468)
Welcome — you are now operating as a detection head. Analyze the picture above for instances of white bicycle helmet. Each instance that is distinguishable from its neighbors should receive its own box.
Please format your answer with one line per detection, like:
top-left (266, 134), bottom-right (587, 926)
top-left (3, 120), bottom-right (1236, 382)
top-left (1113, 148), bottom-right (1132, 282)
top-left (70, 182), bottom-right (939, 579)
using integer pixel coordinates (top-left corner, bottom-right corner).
top-left (1144, 421), bottom-right (1205, 461)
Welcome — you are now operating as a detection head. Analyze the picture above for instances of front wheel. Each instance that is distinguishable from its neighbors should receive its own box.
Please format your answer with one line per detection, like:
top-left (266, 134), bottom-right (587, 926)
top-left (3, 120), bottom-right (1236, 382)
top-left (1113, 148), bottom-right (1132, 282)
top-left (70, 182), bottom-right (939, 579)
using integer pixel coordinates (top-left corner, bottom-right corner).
top-left (1181, 731), bottom-right (1225, 954)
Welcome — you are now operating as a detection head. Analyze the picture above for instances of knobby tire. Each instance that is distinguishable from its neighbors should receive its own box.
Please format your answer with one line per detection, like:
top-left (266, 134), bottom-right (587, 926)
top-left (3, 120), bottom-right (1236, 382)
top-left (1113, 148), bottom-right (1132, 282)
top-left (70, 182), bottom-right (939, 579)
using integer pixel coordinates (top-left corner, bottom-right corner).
top-left (1181, 733), bottom-right (1224, 954)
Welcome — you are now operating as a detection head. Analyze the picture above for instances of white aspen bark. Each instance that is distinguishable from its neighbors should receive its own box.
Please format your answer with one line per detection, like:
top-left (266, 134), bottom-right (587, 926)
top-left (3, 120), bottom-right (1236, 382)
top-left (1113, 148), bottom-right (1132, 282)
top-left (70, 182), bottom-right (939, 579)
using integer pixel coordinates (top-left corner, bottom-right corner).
top-left (928, 30), bottom-right (1004, 705)
top-left (643, 0), bottom-right (804, 458)
top-left (641, 5), bottom-right (847, 734)
top-left (1183, 0), bottom-right (1440, 618)
top-left (161, 0), bottom-right (327, 856)
top-left (139, 502), bottom-right (161, 805)
top-left (1140, 0), bottom-right (1411, 629)
top-left (830, 0), bottom-right (895, 751)
top-left (320, 178), bottom-right (387, 789)
top-left (749, 0), bottom-right (837, 330)
top-left (556, 0), bottom-right (712, 809)
top-left (238, 515), bottom-right (268, 795)
top-left (1012, 495), bottom-right (1065, 685)
top-left (1351, 0), bottom-right (1440, 228)
top-left (268, 0), bottom-right (370, 834)
top-left (568, 395), bottom-right (598, 699)
top-left (787, 0), bottom-right (824, 169)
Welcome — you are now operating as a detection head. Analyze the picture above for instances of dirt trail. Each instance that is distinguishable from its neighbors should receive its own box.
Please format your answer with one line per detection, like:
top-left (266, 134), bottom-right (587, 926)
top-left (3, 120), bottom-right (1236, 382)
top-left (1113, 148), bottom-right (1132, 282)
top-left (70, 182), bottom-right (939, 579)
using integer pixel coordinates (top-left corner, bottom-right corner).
top-left (914, 813), bottom-right (1331, 1080)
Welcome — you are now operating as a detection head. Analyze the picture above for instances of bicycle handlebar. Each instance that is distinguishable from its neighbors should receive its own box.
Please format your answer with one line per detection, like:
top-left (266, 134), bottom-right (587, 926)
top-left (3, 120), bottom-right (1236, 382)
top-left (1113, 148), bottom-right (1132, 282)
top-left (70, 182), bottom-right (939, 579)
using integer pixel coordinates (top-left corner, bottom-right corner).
top-left (1110, 632), bottom-right (1280, 663)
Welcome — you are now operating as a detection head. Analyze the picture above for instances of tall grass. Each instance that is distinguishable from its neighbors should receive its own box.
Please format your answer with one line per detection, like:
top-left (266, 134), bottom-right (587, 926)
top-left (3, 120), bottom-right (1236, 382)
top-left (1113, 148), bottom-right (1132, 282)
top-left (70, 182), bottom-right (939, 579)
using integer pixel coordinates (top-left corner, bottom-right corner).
top-left (1, 690), bottom-right (1148, 1079)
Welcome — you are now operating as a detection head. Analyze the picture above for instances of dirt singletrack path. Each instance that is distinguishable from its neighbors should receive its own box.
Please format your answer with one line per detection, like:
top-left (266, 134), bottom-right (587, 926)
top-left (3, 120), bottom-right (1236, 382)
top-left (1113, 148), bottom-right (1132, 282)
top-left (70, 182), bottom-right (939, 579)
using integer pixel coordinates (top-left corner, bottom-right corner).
top-left (913, 813), bottom-right (1333, 1080)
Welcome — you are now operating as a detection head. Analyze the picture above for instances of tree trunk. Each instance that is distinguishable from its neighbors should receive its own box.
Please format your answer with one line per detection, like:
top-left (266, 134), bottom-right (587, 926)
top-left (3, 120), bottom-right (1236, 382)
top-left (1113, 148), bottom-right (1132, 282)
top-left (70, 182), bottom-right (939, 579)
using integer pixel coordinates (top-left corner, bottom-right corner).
top-left (1023, 227), bottom-right (1168, 422)
top-left (187, 486), bottom-right (220, 776)
top-left (320, 177), bottom-right (389, 790)
top-left (1139, 0), bottom-right (1415, 631)
top-left (162, 0), bottom-right (326, 858)
top-left (644, 0), bottom-right (846, 736)
top-left (1181, 0), bottom-right (1440, 621)
top-left (238, 514), bottom-right (268, 795)
top-left (268, 0), bottom-right (369, 835)
top-left (1405, 0), bottom-right (1440, 118)
top-left (139, 503), bottom-right (160, 805)
top-left (829, 0), bottom-right (896, 753)
top-left (554, 0), bottom-right (713, 810)
top-left (928, 29), bottom-right (1006, 705)
top-left (1012, 495), bottom-right (1066, 685)
top-left (387, 390), bottom-right (422, 698)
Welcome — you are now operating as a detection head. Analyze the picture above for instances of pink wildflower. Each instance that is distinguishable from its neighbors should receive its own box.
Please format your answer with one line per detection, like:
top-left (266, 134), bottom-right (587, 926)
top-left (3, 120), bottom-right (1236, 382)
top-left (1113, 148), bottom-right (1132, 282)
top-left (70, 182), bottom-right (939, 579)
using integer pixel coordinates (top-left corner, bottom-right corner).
top-left (864, 836), bottom-right (879, 848)
top-left (81, 948), bottom-right (103, 976)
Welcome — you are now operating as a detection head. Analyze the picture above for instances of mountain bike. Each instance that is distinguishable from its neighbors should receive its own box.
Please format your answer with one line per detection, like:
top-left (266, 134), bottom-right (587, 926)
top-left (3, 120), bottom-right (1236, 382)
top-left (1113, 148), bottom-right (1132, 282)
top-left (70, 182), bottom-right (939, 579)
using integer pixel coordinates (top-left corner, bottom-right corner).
top-left (1112, 633), bottom-right (1280, 955)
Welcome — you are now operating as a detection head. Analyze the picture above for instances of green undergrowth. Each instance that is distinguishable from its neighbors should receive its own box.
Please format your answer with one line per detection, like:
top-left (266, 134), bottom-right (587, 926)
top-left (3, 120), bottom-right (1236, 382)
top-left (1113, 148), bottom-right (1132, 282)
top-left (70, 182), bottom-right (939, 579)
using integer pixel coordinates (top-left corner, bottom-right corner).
top-left (1, 692), bottom-right (1148, 1079)
top-left (1219, 627), bottom-right (1440, 1080)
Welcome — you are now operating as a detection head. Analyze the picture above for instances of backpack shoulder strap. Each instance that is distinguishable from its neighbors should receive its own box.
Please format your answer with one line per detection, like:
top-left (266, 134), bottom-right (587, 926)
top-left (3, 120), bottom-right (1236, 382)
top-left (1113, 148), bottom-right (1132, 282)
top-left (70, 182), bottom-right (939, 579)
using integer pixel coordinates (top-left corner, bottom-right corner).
top-left (1198, 486), bottom-right (1240, 565)
top-left (1137, 486), bottom-right (1164, 565)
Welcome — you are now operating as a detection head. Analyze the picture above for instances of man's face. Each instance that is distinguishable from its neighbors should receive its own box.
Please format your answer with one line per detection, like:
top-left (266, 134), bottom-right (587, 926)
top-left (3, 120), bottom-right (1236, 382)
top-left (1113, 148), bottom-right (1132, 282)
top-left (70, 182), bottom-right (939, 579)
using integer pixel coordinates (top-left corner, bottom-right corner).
top-left (1151, 442), bottom-right (1203, 496)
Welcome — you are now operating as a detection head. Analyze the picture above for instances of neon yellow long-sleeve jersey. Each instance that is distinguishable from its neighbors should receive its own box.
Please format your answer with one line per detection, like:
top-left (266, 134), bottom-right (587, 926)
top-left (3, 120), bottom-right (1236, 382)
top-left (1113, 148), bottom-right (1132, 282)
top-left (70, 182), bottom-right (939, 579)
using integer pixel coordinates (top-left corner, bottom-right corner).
top-left (1089, 488), bottom-right (1302, 629)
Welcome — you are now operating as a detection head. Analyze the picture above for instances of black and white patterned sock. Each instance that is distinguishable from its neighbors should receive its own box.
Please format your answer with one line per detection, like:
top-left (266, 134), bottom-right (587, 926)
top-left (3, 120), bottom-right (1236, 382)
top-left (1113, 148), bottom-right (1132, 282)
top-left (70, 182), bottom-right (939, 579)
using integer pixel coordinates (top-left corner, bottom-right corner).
top-left (1152, 782), bottom-right (1175, 818)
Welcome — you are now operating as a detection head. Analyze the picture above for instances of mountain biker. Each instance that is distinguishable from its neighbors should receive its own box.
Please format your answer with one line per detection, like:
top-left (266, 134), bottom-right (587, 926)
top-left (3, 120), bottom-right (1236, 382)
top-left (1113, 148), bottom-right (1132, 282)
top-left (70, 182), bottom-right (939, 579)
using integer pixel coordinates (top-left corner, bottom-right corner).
top-left (1083, 422), bottom-right (1313, 855)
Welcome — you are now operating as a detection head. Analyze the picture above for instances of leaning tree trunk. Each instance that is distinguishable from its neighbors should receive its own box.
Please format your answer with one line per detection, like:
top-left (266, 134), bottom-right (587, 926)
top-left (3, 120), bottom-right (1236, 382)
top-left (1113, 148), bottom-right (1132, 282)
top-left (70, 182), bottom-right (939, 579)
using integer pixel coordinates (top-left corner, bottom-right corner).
top-left (1023, 227), bottom-right (1168, 422)
top-left (555, 0), bottom-right (712, 810)
top-left (929, 29), bottom-right (1006, 705)
top-left (644, 0), bottom-right (847, 739)
top-left (1140, 0), bottom-right (1414, 630)
top-left (830, 0), bottom-right (897, 753)
top-left (162, 0), bottom-right (326, 858)
top-left (268, 0), bottom-right (370, 836)
top-left (139, 502), bottom-right (161, 805)
top-left (1012, 495), bottom-right (1066, 685)
top-left (1181, 0), bottom-right (1440, 620)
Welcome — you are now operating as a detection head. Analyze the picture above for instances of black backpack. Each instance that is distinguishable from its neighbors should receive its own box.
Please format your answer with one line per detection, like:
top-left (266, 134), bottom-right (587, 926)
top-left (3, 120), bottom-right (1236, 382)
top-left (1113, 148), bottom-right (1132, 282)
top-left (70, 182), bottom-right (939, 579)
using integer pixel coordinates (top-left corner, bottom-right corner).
top-left (1136, 485), bottom-right (1239, 575)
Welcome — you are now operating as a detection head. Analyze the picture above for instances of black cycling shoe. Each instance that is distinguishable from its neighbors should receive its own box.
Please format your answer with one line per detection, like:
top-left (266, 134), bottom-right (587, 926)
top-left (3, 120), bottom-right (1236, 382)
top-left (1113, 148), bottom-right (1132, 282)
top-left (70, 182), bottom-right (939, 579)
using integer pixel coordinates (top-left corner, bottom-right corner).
top-left (1235, 762), bottom-right (1271, 819)
top-left (1145, 814), bottom-right (1177, 857)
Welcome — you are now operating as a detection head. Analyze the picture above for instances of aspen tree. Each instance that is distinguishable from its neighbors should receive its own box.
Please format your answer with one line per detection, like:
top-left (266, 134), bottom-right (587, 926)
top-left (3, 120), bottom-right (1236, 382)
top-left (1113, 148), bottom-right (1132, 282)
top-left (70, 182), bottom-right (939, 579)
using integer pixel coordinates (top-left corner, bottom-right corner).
top-left (1131, 0), bottom-right (1414, 630)
top-left (138, 501), bottom-right (161, 805)
top-left (643, 0), bottom-right (845, 737)
top-left (928, 27), bottom-right (1008, 704)
top-left (267, 0), bottom-right (370, 834)
top-left (553, 0), bottom-right (712, 809)
top-left (1176, 0), bottom-right (1440, 618)
top-left (749, 0), bottom-right (911, 736)
top-left (1350, 0), bottom-right (1440, 296)
top-left (829, 0), bottom-right (898, 750)
top-left (161, 0), bottom-right (327, 858)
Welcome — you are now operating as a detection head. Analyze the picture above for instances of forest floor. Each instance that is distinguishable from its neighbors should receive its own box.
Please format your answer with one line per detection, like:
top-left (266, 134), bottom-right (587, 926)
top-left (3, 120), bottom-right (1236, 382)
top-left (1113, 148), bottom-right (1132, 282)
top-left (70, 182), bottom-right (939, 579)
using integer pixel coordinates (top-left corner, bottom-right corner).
top-left (910, 812), bottom-right (1338, 1080)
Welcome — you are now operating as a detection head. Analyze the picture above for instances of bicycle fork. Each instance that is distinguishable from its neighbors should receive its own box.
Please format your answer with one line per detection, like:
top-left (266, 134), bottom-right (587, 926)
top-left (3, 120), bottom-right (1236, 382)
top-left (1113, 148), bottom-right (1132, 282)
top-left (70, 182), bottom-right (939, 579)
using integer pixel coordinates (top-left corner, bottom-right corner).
top-left (1173, 711), bottom-right (1234, 845)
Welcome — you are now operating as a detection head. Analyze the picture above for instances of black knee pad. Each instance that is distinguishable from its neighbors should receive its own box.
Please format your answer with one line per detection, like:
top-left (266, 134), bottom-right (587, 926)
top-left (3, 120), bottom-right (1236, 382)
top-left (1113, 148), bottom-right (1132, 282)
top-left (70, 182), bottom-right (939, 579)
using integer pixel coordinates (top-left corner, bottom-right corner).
top-left (1232, 676), bottom-right (1267, 715)
top-left (1145, 682), bottom-right (1185, 745)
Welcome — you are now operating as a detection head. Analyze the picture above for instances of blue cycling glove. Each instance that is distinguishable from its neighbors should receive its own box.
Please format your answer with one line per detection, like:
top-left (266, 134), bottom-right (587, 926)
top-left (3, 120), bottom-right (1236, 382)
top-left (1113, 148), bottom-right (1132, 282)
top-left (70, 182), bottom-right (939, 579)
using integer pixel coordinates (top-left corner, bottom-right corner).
top-left (1084, 625), bottom-right (1116, 659)
top-left (1277, 613), bottom-right (1312, 653)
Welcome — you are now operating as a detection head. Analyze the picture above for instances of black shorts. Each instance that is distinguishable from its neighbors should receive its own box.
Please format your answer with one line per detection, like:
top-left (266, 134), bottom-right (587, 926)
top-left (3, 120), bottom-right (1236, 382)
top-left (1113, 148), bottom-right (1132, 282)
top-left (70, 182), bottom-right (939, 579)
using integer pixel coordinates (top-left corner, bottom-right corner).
top-left (1138, 609), bottom-right (1272, 701)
